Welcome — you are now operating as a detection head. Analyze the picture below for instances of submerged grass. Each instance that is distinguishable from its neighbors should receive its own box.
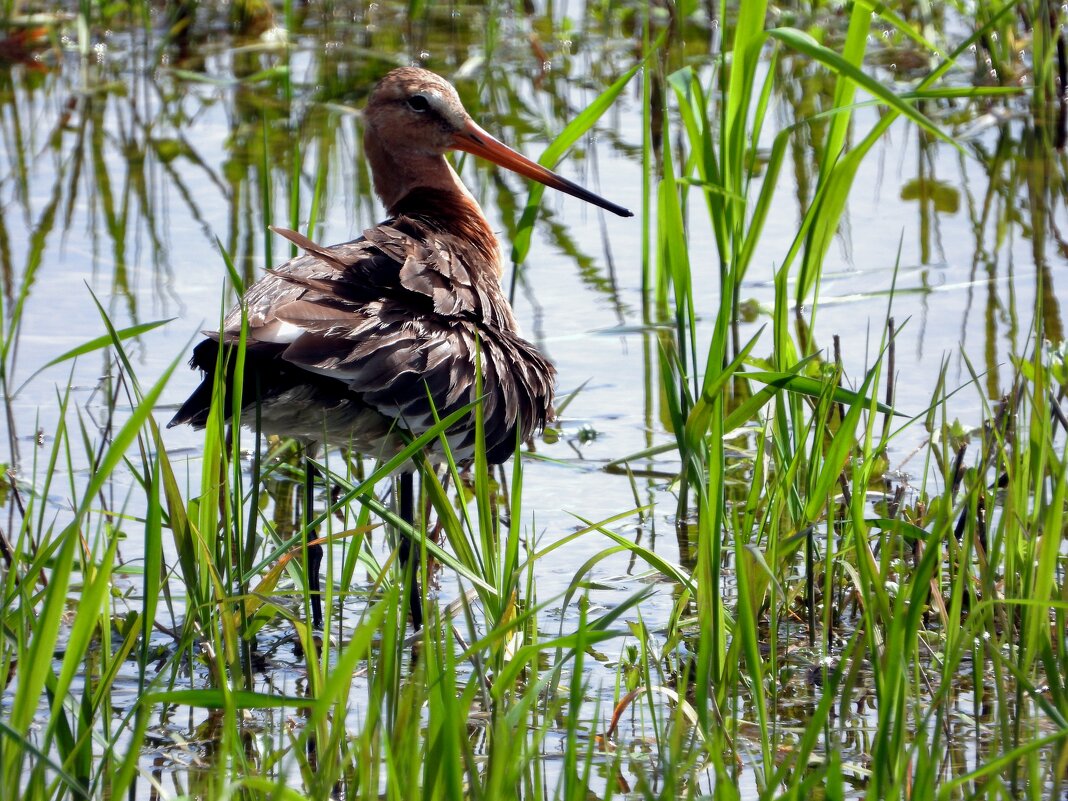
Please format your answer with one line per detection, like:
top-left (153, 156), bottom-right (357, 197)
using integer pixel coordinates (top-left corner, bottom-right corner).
top-left (0, 1), bottom-right (1065, 799)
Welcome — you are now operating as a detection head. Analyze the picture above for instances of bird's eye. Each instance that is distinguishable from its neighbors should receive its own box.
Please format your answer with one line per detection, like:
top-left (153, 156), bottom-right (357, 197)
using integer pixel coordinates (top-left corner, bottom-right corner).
top-left (407, 94), bottom-right (431, 112)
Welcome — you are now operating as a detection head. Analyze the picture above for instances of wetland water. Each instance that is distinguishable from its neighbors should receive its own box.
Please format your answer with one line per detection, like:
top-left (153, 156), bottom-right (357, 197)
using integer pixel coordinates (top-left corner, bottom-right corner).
top-left (0, 3), bottom-right (1065, 798)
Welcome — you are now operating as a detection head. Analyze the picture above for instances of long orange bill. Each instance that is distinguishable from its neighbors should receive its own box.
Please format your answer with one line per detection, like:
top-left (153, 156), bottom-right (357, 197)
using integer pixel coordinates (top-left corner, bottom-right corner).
top-left (452, 119), bottom-right (633, 218)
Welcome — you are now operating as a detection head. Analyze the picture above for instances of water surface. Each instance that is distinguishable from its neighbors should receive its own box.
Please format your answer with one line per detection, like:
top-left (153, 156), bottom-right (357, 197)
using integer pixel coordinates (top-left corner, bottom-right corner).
top-left (0, 3), bottom-right (1062, 797)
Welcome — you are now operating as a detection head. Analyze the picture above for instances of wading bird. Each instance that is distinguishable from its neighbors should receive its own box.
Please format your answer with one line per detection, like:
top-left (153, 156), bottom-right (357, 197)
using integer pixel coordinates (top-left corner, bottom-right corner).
top-left (170, 66), bottom-right (631, 630)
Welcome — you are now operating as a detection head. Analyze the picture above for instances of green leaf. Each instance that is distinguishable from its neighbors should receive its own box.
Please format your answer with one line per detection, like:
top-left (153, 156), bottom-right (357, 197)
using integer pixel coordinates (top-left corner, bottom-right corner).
top-left (743, 369), bottom-right (902, 416)
top-left (510, 39), bottom-right (663, 264)
top-left (768, 27), bottom-right (956, 149)
top-left (15, 318), bottom-right (173, 395)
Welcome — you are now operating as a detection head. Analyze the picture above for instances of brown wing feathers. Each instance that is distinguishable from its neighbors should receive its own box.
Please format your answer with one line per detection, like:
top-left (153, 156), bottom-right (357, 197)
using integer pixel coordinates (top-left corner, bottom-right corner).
top-left (170, 209), bottom-right (555, 463)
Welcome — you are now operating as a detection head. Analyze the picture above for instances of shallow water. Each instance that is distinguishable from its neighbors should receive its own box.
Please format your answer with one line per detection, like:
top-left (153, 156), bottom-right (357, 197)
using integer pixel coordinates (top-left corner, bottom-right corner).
top-left (0, 3), bottom-right (1064, 798)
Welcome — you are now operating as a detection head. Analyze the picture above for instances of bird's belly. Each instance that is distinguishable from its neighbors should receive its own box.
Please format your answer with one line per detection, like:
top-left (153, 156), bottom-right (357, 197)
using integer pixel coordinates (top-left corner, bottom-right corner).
top-left (238, 383), bottom-right (481, 462)
top-left (240, 385), bottom-right (400, 454)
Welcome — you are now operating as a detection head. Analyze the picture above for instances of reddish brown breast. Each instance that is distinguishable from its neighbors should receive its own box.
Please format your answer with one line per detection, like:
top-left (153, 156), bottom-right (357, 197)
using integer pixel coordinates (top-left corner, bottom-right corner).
top-left (389, 186), bottom-right (502, 279)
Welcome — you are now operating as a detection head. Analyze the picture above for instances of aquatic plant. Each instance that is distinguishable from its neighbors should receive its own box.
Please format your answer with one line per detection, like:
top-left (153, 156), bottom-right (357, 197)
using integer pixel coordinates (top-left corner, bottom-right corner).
top-left (0, 1), bottom-right (1064, 799)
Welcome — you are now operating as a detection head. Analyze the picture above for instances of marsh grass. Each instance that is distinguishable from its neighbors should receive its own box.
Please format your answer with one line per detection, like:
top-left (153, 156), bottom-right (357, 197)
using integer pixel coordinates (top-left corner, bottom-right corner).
top-left (0, 1), bottom-right (1066, 799)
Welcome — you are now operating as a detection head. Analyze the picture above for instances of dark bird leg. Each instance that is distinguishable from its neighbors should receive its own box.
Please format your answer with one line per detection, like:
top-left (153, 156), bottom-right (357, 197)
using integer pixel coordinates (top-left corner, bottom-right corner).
top-left (398, 470), bottom-right (423, 630)
top-left (304, 455), bottom-right (324, 629)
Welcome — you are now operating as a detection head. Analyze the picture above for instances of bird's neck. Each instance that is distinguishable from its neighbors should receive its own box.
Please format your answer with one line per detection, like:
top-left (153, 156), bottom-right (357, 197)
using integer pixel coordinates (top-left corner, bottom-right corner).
top-left (365, 134), bottom-right (502, 277)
